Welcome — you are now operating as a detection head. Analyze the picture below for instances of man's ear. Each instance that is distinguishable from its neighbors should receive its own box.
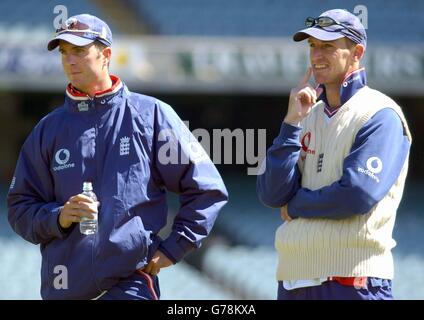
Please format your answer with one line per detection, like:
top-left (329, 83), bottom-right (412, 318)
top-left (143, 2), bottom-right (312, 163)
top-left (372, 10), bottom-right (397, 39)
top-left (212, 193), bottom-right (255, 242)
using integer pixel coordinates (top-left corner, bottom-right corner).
top-left (353, 44), bottom-right (365, 62)
top-left (102, 47), bottom-right (112, 67)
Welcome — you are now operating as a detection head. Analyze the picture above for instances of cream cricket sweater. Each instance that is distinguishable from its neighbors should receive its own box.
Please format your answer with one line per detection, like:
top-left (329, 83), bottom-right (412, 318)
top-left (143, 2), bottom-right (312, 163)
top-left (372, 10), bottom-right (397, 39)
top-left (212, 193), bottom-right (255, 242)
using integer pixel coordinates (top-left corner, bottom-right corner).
top-left (275, 86), bottom-right (412, 281)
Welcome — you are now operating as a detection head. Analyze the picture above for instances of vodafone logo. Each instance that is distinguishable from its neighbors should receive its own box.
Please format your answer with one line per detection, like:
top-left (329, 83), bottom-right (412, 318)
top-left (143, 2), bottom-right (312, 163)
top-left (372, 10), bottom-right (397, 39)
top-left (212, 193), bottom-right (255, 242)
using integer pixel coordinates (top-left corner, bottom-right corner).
top-left (343, 74), bottom-right (361, 88)
top-left (53, 148), bottom-right (75, 171)
top-left (357, 156), bottom-right (383, 183)
top-left (301, 132), bottom-right (315, 155)
top-left (55, 149), bottom-right (70, 165)
top-left (366, 156), bottom-right (383, 174)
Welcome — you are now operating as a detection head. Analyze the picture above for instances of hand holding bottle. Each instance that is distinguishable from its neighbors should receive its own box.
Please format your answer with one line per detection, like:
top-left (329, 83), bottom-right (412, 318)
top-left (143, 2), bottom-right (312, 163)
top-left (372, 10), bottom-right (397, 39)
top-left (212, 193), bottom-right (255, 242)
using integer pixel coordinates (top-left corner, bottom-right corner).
top-left (58, 194), bottom-right (98, 229)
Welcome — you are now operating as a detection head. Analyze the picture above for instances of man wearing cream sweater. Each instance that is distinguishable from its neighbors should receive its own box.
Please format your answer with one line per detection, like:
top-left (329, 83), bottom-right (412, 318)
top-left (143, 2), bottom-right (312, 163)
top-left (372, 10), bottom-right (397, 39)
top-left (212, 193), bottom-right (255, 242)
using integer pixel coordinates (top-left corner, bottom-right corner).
top-left (257, 9), bottom-right (411, 300)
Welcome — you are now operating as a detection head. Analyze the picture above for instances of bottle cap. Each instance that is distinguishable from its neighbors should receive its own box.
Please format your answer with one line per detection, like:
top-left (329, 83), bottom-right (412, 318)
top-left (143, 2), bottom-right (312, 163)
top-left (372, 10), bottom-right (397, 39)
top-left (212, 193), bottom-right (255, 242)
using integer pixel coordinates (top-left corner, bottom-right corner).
top-left (83, 181), bottom-right (93, 191)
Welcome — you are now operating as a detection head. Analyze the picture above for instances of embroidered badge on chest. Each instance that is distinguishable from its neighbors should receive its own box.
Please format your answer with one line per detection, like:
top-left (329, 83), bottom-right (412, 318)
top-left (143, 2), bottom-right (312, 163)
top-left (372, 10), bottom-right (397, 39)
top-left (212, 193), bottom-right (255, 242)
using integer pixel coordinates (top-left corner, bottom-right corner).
top-left (317, 153), bottom-right (324, 173)
top-left (120, 136), bottom-right (130, 156)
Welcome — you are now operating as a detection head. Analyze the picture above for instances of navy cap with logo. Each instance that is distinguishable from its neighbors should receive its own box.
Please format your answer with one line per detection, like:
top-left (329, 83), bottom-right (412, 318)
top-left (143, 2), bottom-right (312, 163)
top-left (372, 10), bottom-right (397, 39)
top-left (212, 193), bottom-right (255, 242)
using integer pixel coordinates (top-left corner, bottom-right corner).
top-left (293, 9), bottom-right (367, 48)
top-left (48, 14), bottom-right (112, 51)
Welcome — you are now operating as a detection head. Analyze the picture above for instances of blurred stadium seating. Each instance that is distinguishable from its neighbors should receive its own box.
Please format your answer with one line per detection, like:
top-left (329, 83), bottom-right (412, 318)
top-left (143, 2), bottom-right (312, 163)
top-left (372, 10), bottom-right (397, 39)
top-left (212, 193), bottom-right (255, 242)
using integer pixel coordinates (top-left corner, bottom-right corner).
top-left (1, 0), bottom-right (423, 42)
top-left (201, 244), bottom-right (278, 300)
top-left (0, 0), bottom-right (102, 32)
top-left (0, 0), bottom-right (423, 301)
top-left (131, 0), bottom-right (424, 42)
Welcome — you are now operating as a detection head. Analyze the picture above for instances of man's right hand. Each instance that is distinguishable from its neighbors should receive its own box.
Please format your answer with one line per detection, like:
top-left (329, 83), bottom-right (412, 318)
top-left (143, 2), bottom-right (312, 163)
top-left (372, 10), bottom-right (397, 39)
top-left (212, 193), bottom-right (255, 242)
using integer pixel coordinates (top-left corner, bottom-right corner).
top-left (58, 194), bottom-right (99, 229)
top-left (284, 67), bottom-right (323, 126)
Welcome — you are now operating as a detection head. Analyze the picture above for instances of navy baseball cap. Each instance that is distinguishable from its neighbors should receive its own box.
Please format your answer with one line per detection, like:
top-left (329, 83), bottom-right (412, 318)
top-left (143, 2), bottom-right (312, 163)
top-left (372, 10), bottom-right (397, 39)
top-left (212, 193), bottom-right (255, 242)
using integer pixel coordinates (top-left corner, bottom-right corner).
top-left (293, 9), bottom-right (367, 48)
top-left (48, 14), bottom-right (112, 51)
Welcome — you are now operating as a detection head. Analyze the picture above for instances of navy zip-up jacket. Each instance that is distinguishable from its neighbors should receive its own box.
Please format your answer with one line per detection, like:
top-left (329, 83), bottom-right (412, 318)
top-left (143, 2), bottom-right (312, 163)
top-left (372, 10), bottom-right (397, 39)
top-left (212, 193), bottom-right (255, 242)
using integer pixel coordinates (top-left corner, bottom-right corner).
top-left (7, 77), bottom-right (228, 299)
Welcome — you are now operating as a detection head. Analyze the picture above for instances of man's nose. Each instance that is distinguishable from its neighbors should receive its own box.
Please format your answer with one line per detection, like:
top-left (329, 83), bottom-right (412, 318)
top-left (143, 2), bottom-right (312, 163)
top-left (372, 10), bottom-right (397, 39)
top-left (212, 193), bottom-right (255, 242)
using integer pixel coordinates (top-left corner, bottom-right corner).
top-left (311, 48), bottom-right (323, 61)
top-left (64, 54), bottom-right (77, 65)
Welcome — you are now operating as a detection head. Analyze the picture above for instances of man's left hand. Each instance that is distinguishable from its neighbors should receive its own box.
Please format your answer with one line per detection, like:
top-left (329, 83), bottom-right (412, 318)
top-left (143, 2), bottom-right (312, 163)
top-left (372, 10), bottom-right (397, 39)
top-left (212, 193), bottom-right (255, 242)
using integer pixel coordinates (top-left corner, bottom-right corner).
top-left (142, 250), bottom-right (173, 276)
top-left (280, 205), bottom-right (293, 222)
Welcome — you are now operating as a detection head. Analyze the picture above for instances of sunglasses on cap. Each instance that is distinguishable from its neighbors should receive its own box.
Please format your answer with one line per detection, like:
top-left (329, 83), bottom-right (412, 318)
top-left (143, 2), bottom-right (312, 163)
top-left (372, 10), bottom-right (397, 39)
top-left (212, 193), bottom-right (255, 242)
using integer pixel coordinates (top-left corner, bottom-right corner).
top-left (55, 18), bottom-right (110, 44)
top-left (305, 16), bottom-right (363, 40)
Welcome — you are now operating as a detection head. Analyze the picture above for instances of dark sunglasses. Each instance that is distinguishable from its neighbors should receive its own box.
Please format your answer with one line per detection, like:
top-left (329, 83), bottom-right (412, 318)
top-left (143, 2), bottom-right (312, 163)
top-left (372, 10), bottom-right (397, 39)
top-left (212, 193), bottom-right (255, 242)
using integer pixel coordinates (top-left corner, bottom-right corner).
top-left (305, 16), bottom-right (363, 40)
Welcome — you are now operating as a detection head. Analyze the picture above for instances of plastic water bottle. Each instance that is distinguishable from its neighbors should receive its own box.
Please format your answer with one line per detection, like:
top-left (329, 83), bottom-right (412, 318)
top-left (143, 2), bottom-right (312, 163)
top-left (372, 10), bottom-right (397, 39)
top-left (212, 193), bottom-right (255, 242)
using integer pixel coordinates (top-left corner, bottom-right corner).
top-left (79, 181), bottom-right (98, 235)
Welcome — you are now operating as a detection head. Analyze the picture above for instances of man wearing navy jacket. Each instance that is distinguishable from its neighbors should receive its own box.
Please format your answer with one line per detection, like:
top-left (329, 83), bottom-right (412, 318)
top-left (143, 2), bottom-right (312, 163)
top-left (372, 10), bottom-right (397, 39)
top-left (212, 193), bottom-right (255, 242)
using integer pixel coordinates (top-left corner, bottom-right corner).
top-left (7, 14), bottom-right (228, 300)
top-left (257, 9), bottom-right (411, 300)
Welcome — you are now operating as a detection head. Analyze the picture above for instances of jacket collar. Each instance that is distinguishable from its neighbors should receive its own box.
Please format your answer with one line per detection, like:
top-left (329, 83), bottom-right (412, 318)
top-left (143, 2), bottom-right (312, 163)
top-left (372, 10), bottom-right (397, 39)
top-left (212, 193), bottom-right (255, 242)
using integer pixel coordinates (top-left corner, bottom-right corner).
top-left (318, 68), bottom-right (367, 112)
top-left (65, 75), bottom-right (124, 112)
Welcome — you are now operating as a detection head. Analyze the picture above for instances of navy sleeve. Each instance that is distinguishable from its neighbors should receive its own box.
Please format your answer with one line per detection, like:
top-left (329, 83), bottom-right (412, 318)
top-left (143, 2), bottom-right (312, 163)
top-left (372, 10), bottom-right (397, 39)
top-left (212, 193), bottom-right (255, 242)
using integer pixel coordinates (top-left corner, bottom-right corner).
top-left (288, 108), bottom-right (411, 219)
top-left (7, 124), bottom-right (68, 245)
top-left (256, 122), bottom-right (302, 208)
top-left (153, 101), bottom-right (228, 263)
